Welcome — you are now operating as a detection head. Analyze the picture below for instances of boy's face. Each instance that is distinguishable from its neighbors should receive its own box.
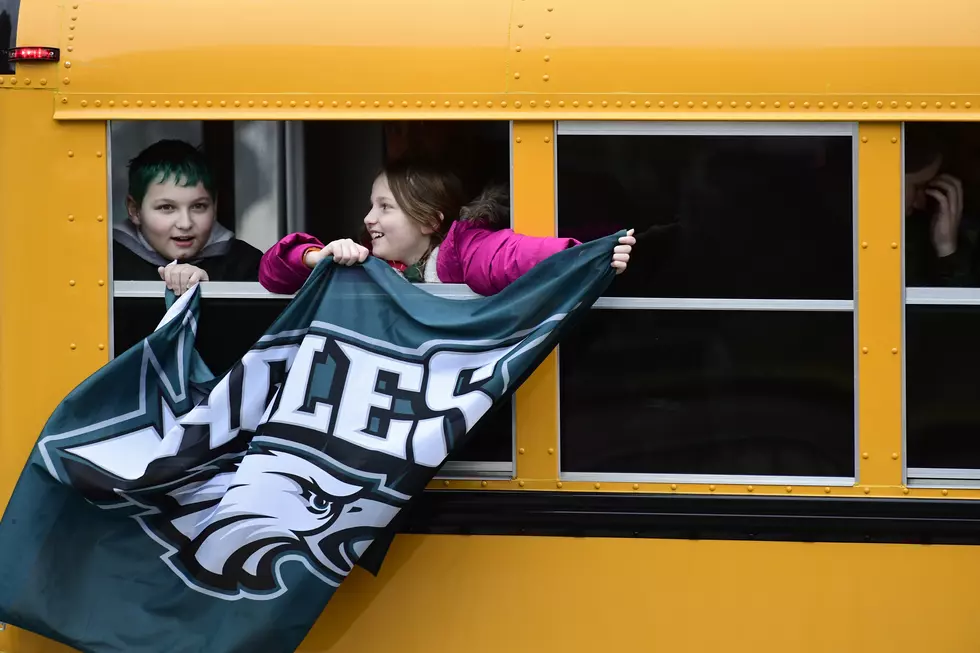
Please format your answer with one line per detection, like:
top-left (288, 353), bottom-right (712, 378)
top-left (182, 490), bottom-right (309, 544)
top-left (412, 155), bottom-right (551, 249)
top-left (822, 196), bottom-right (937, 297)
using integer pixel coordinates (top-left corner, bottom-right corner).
top-left (128, 176), bottom-right (216, 261)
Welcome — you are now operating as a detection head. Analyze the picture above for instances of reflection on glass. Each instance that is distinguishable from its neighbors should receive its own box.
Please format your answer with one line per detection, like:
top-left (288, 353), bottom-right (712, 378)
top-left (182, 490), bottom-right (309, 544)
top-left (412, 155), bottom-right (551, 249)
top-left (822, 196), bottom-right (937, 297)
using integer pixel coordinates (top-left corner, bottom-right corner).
top-left (906, 305), bottom-right (980, 469)
top-left (560, 310), bottom-right (854, 477)
top-left (557, 134), bottom-right (853, 299)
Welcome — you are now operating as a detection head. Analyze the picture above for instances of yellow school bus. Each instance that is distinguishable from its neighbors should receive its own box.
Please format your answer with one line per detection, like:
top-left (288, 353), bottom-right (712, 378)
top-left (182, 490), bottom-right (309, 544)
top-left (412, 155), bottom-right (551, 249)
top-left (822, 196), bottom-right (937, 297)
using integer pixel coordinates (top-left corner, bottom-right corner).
top-left (4, 0), bottom-right (980, 650)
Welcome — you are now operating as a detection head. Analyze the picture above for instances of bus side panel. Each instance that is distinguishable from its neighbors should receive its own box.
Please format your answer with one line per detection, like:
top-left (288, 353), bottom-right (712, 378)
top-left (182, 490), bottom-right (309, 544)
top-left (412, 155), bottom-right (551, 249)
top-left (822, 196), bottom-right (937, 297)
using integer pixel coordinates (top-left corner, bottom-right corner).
top-left (0, 94), bottom-right (108, 528)
top-left (296, 534), bottom-right (980, 653)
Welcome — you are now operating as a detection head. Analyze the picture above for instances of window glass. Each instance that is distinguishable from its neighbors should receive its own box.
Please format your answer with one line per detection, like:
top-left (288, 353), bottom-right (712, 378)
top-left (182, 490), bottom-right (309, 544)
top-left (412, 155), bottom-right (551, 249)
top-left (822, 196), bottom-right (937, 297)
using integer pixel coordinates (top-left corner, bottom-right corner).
top-left (557, 133), bottom-right (853, 300)
top-left (906, 305), bottom-right (980, 470)
top-left (0, 0), bottom-right (20, 75)
top-left (557, 124), bottom-right (856, 480)
top-left (560, 310), bottom-right (854, 477)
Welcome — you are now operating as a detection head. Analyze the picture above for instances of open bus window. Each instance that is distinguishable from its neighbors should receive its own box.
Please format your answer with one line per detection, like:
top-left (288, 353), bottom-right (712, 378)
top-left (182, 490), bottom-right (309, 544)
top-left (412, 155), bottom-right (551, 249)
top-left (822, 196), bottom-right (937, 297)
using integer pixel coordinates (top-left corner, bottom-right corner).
top-left (556, 122), bottom-right (856, 482)
top-left (904, 122), bottom-right (980, 482)
top-left (108, 119), bottom-right (515, 476)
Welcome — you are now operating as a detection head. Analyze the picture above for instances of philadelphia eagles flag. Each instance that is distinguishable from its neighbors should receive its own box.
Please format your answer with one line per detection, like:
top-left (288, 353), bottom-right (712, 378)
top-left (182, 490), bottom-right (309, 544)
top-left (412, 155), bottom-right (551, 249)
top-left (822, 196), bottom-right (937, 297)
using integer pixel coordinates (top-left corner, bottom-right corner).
top-left (0, 232), bottom-right (621, 653)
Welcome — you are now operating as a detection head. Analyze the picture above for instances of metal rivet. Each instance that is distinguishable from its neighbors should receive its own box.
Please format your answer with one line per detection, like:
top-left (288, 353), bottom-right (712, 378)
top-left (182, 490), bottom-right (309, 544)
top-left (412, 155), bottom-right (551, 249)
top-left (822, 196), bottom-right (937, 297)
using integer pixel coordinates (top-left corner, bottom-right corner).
top-left (345, 101), bottom-right (352, 107)
top-left (164, 100), bottom-right (171, 107)
top-left (70, 343), bottom-right (76, 350)
top-left (861, 240), bottom-right (868, 247)
top-left (818, 102), bottom-right (824, 108)
top-left (68, 214), bottom-right (74, 222)
top-left (716, 101), bottom-right (724, 108)
top-left (542, 74), bottom-right (550, 82)
top-left (803, 101), bottom-right (809, 108)
top-left (788, 101), bottom-right (796, 108)
top-left (861, 101), bottom-right (868, 109)
top-left (316, 100), bottom-right (323, 107)
top-left (687, 101), bottom-right (694, 108)
top-left (517, 23), bottom-right (523, 28)
top-left (774, 101), bottom-right (781, 108)
top-left (303, 100), bottom-right (311, 107)
top-left (177, 100), bottom-right (184, 107)
top-left (519, 447), bottom-right (525, 454)
top-left (514, 72), bottom-right (521, 79)
top-left (98, 343), bottom-right (105, 351)
top-left (556, 482), bottom-right (563, 488)
top-left (149, 100), bottom-right (157, 107)
top-left (587, 101), bottom-right (593, 107)
top-left (709, 485), bottom-right (716, 491)
top-left (481, 481), bottom-right (488, 487)
top-left (97, 279), bottom-right (104, 286)
top-left (644, 101), bottom-right (651, 107)
top-left (951, 101), bottom-right (957, 108)
top-left (514, 101), bottom-right (522, 108)
top-left (786, 486), bottom-right (793, 493)
top-left (594, 483), bottom-right (601, 489)
top-left (936, 102), bottom-right (942, 108)
top-left (891, 347), bottom-right (898, 354)
top-left (890, 101), bottom-right (898, 108)
top-left (530, 100), bottom-right (537, 107)
top-left (672, 101), bottom-right (680, 108)
top-left (864, 487), bottom-right (871, 494)
top-left (80, 100), bottom-right (87, 107)
top-left (71, 15), bottom-right (77, 20)
top-left (96, 151), bottom-right (102, 157)
top-left (247, 100), bottom-right (254, 107)
top-left (544, 136), bottom-right (551, 143)
top-left (443, 480), bottom-right (450, 487)
top-left (631, 100), bottom-right (637, 107)
top-left (892, 452), bottom-right (899, 460)
top-left (67, 150), bottom-right (74, 157)
top-left (263, 100), bottom-right (270, 107)
top-left (833, 101), bottom-right (839, 108)
top-left (234, 100), bottom-right (240, 107)
top-left (891, 242), bottom-right (898, 249)
top-left (942, 489), bottom-right (948, 496)
top-left (333, 101), bottom-right (339, 107)
top-left (548, 447), bottom-right (554, 454)
top-left (515, 46), bottom-right (522, 52)
top-left (486, 101), bottom-right (493, 107)
top-left (921, 101), bottom-right (928, 108)
top-left (123, 100), bottom-right (130, 107)
top-left (519, 480), bottom-right (525, 487)
top-left (96, 214), bottom-right (104, 222)
top-left (547, 6), bottom-right (553, 10)
top-left (358, 101), bottom-right (366, 107)
top-left (967, 102), bottom-right (973, 108)
top-left (69, 24), bottom-right (74, 30)
top-left (544, 55), bottom-right (551, 62)
top-left (670, 484), bottom-right (677, 491)
top-left (433, 101), bottom-right (439, 107)
top-left (760, 101), bottom-right (766, 108)
top-left (906, 101), bottom-right (913, 108)
top-left (876, 101), bottom-right (883, 108)
top-left (730, 101), bottom-right (737, 108)
top-left (515, 137), bottom-right (522, 143)
top-left (601, 100), bottom-right (608, 107)
top-left (64, 61), bottom-right (71, 68)
top-left (746, 101), bottom-right (754, 108)
top-left (862, 347), bottom-right (869, 354)
top-left (69, 279), bottom-right (76, 286)
top-left (443, 100), bottom-right (450, 107)
top-left (747, 485), bottom-right (754, 492)
top-left (544, 33), bottom-right (551, 39)
top-left (903, 487), bottom-right (910, 494)
top-left (825, 486), bottom-right (831, 493)
top-left (632, 483), bottom-right (639, 490)
top-left (416, 101), bottom-right (423, 107)
top-left (68, 35), bottom-right (74, 41)
top-left (545, 100), bottom-right (551, 107)
top-left (862, 452), bottom-right (869, 459)
top-left (23, 78), bottom-right (30, 85)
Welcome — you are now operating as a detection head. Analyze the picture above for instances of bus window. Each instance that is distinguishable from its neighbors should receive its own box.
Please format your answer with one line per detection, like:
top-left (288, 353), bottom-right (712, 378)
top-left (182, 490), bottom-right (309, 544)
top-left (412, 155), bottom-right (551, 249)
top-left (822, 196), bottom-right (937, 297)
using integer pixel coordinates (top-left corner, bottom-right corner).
top-left (904, 122), bottom-right (980, 481)
top-left (0, 0), bottom-right (19, 75)
top-left (556, 122), bottom-right (856, 482)
top-left (108, 119), bottom-right (515, 477)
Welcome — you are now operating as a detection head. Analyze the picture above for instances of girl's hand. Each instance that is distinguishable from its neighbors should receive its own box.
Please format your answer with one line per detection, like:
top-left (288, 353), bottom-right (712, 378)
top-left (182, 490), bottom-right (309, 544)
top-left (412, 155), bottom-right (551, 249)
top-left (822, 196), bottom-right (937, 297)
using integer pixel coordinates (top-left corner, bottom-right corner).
top-left (306, 239), bottom-right (370, 268)
top-left (612, 229), bottom-right (635, 274)
top-left (157, 261), bottom-right (209, 296)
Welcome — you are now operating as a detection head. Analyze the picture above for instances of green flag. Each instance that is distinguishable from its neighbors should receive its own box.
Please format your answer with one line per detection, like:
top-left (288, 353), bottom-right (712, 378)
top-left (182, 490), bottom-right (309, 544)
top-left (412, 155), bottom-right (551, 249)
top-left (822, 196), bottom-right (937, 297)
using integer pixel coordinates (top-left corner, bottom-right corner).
top-left (0, 231), bottom-right (622, 653)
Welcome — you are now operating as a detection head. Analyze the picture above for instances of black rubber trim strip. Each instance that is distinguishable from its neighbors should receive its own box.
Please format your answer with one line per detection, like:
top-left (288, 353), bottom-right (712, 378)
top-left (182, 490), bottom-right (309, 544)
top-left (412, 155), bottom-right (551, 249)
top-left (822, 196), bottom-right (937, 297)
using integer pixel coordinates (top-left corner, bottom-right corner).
top-left (397, 490), bottom-right (980, 545)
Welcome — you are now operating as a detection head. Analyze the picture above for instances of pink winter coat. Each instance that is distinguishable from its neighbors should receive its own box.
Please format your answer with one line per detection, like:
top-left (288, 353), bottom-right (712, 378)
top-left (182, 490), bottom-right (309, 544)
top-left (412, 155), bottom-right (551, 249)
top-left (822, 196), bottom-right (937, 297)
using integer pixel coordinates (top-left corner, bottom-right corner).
top-left (258, 220), bottom-right (581, 296)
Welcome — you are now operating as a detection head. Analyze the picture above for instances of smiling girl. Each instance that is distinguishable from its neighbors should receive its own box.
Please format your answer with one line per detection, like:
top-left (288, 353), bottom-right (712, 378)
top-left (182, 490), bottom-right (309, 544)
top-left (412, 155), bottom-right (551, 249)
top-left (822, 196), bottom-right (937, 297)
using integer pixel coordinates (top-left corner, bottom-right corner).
top-left (259, 159), bottom-right (634, 296)
top-left (112, 140), bottom-right (263, 294)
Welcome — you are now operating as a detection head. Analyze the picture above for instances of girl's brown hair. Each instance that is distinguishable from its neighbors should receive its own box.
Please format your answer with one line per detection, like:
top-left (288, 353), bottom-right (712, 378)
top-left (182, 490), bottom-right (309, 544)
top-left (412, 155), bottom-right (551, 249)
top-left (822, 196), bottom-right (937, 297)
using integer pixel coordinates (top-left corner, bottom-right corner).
top-left (381, 159), bottom-right (466, 244)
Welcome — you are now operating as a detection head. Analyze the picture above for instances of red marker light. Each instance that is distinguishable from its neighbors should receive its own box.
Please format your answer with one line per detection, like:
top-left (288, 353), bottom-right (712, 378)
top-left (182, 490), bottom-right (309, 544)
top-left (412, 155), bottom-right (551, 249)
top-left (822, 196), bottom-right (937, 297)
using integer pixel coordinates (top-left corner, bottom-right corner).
top-left (5, 47), bottom-right (60, 63)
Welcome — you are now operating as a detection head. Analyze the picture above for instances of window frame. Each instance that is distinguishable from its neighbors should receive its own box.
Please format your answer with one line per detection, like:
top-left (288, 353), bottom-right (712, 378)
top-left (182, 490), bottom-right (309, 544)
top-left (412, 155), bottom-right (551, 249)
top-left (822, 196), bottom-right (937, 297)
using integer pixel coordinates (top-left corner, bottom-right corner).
top-left (553, 120), bottom-right (861, 487)
top-left (105, 118), bottom-right (519, 481)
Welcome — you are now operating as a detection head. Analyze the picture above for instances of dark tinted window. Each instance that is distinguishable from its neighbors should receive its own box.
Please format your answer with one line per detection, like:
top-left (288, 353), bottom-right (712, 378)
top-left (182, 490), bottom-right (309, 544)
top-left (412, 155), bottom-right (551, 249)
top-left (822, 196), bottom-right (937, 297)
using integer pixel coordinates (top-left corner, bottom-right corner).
top-left (559, 310), bottom-right (855, 477)
top-left (557, 133), bottom-right (853, 300)
top-left (0, 0), bottom-right (19, 76)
